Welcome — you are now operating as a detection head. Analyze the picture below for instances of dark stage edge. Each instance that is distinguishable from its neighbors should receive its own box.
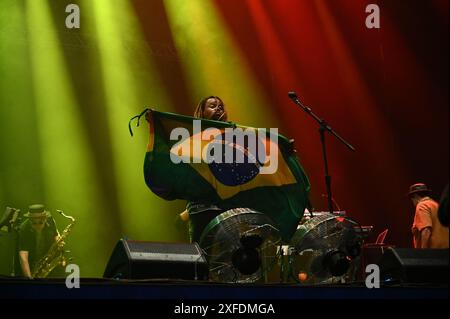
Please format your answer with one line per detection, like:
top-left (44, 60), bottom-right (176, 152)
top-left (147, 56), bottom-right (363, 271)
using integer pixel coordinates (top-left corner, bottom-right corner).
top-left (0, 276), bottom-right (447, 299)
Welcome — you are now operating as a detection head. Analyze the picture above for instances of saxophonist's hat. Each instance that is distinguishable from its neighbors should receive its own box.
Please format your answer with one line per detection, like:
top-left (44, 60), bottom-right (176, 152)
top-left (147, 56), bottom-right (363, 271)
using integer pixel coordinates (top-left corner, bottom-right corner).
top-left (24, 204), bottom-right (51, 218)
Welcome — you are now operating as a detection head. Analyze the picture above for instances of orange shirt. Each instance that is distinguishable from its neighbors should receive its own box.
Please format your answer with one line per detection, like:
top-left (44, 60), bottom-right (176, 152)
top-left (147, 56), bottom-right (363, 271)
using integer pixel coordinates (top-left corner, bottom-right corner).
top-left (412, 197), bottom-right (449, 248)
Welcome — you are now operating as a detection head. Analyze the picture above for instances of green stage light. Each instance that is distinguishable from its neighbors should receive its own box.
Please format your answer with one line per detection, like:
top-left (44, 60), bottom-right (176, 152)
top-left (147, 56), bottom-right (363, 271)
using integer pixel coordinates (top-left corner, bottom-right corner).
top-left (26, 0), bottom-right (108, 277)
top-left (86, 0), bottom-right (185, 242)
top-left (0, 0), bottom-right (45, 206)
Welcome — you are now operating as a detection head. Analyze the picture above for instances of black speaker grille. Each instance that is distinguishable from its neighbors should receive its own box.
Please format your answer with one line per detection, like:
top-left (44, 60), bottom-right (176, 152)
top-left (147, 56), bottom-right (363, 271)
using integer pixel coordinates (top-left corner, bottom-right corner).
top-left (127, 241), bottom-right (200, 255)
top-left (380, 248), bottom-right (449, 285)
top-left (104, 239), bottom-right (209, 280)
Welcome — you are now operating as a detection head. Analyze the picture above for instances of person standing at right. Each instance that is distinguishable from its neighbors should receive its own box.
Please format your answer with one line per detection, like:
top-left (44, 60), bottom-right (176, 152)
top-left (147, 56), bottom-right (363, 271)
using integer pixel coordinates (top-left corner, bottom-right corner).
top-left (408, 183), bottom-right (449, 249)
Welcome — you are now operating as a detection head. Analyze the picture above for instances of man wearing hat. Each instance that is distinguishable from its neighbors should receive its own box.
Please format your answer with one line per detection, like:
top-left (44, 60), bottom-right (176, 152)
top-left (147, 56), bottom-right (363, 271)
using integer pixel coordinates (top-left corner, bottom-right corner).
top-left (18, 204), bottom-right (59, 278)
top-left (408, 183), bottom-right (449, 249)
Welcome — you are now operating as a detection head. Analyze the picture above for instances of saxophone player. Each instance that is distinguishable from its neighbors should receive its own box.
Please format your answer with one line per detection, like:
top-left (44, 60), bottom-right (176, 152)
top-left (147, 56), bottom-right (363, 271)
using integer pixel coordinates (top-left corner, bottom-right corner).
top-left (18, 204), bottom-right (60, 278)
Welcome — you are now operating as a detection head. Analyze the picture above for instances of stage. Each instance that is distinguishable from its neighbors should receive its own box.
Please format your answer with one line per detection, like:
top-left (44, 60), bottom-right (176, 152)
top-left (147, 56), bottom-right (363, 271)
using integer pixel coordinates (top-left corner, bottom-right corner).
top-left (0, 276), bottom-right (447, 300)
top-left (0, 3), bottom-right (449, 315)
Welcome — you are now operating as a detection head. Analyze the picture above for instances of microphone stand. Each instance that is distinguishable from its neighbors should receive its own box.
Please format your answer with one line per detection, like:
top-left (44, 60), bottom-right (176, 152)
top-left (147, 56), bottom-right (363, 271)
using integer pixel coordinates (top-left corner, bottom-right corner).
top-left (288, 92), bottom-right (355, 215)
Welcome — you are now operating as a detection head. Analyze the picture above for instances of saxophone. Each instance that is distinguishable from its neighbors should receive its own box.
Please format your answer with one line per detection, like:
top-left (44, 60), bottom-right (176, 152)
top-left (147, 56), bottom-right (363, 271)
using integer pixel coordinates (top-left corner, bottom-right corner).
top-left (32, 210), bottom-right (76, 278)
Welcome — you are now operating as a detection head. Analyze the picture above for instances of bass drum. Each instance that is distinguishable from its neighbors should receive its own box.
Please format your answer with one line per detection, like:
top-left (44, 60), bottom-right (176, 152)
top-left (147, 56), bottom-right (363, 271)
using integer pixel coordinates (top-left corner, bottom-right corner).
top-left (199, 208), bottom-right (282, 283)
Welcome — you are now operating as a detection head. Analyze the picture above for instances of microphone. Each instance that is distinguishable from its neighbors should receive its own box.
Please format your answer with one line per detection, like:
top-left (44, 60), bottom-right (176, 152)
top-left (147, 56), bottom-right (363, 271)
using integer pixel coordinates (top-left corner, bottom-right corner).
top-left (288, 91), bottom-right (299, 103)
top-left (288, 91), bottom-right (313, 114)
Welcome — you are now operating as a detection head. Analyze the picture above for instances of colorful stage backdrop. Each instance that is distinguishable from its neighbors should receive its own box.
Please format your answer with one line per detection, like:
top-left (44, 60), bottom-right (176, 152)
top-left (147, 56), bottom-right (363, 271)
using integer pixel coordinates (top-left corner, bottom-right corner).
top-left (0, 0), bottom-right (448, 277)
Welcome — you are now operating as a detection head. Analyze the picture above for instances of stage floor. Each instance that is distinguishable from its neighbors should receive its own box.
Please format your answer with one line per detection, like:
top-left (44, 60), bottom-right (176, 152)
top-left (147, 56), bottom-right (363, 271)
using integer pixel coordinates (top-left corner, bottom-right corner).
top-left (0, 276), bottom-right (447, 299)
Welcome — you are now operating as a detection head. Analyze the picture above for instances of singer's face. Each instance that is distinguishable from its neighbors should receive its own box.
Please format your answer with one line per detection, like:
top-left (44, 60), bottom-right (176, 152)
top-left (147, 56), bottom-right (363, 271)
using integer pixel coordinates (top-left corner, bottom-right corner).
top-left (203, 98), bottom-right (227, 121)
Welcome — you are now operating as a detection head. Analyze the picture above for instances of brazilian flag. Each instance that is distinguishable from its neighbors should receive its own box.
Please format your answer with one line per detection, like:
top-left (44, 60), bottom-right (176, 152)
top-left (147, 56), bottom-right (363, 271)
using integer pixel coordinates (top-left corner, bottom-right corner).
top-left (132, 109), bottom-right (310, 241)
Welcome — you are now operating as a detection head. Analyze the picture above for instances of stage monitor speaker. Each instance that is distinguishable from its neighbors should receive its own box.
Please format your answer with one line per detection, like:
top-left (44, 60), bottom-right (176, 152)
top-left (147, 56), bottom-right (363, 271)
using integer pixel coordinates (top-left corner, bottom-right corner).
top-left (380, 248), bottom-right (448, 285)
top-left (103, 239), bottom-right (209, 280)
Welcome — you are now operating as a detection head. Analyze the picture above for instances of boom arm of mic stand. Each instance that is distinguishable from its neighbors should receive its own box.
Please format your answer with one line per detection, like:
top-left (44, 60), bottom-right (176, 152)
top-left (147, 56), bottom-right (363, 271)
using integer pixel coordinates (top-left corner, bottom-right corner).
top-left (291, 97), bottom-right (355, 152)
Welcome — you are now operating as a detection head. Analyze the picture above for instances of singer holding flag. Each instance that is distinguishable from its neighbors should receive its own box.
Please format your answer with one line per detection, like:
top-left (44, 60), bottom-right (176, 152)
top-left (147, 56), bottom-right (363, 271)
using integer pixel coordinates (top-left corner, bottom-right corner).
top-left (141, 95), bottom-right (311, 244)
